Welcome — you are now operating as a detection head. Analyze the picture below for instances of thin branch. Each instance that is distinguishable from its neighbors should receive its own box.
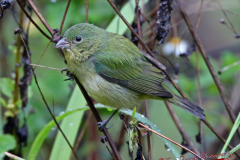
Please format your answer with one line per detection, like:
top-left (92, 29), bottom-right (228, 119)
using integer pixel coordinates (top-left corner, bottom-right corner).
top-left (201, 120), bottom-right (240, 158)
top-left (138, 123), bottom-right (203, 160)
top-left (34, 40), bottom-right (51, 70)
top-left (4, 152), bottom-right (25, 160)
top-left (85, 0), bottom-right (89, 23)
top-left (165, 102), bottom-right (200, 155)
top-left (224, 9), bottom-right (240, 17)
top-left (218, 60), bottom-right (240, 75)
top-left (59, 0), bottom-right (72, 36)
top-left (196, 51), bottom-right (204, 151)
top-left (135, 0), bottom-right (142, 50)
top-left (31, 70), bottom-right (80, 160)
top-left (216, 0), bottom-right (238, 35)
top-left (70, 111), bottom-right (93, 159)
top-left (135, 1), bottom-right (151, 158)
top-left (107, 0), bottom-right (154, 58)
top-left (145, 100), bottom-right (151, 160)
top-left (74, 77), bottom-right (122, 160)
top-left (175, 0), bottom-right (240, 138)
top-left (30, 64), bottom-right (62, 71)
top-left (195, 1), bottom-right (204, 152)
top-left (27, 0), bottom-right (54, 36)
top-left (13, 10), bottom-right (24, 107)
top-left (16, 0), bottom-right (51, 40)
top-left (18, 33), bottom-right (80, 160)
top-left (195, 0), bottom-right (203, 30)
top-left (115, 116), bottom-right (128, 152)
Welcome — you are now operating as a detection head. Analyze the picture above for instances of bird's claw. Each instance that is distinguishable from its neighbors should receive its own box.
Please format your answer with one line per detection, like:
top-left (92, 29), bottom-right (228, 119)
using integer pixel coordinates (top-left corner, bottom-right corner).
top-left (97, 120), bottom-right (113, 132)
top-left (61, 68), bottom-right (75, 81)
top-left (61, 68), bottom-right (69, 74)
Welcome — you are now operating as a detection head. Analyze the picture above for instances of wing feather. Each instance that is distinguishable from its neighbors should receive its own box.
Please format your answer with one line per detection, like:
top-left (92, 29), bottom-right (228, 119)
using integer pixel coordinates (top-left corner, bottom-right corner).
top-left (93, 34), bottom-right (172, 98)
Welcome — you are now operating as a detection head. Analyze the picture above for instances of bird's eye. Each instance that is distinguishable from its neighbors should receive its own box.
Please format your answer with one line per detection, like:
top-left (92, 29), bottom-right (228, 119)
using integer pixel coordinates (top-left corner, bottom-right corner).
top-left (76, 36), bottom-right (82, 42)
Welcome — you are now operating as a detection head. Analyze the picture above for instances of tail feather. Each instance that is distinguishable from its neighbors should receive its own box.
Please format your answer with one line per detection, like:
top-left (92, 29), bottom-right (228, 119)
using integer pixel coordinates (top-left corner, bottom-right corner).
top-left (169, 95), bottom-right (205, 120)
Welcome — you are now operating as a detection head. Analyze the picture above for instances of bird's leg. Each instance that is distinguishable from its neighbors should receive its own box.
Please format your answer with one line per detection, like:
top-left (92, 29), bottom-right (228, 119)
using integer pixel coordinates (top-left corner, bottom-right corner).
top-left (97, 109), bottom-right (119, 132)
top-left (61, 68), bottom-right (75, 81)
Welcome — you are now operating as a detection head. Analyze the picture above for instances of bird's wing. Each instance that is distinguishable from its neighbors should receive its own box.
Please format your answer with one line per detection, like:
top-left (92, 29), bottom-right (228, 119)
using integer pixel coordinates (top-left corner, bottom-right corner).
top-left (93, 50), bottom-right (173, 98)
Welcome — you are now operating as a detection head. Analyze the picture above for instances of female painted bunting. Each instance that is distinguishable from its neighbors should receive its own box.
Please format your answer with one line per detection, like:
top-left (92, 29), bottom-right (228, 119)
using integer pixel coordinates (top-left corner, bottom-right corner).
top-left (55, 23), bottom-right (205, 120)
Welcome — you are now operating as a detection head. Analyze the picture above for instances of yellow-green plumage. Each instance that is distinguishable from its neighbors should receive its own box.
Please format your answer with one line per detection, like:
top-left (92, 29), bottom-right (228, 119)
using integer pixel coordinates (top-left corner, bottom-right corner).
top-left (56, 23), bottom-right (205, 119)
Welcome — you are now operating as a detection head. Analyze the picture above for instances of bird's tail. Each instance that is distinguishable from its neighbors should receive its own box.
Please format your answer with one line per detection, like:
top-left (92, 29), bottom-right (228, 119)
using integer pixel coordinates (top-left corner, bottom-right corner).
top-left (169, 95), bottom-right (205, 120)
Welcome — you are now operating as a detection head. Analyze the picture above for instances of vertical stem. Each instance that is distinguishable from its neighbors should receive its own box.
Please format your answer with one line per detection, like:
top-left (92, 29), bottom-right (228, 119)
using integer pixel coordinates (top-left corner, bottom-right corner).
top-left (165, 102), bottom-right (200, 155)
top-left (135, 0), bottom-right (142, 50)
top-left (59, 0), bottom-right (72, 36)
top-left (13, 10), bottom-right (24, 104)
top-left (27, 0), bottom-right (54, 35)
top-left (85, 0), bottom-right (89, 23)
top-left (74, 77), bottom-right (122, 160)
top-left (196, 51), bottom-right (204, 152)
top-left (145, 100), bottom-right (151, 160)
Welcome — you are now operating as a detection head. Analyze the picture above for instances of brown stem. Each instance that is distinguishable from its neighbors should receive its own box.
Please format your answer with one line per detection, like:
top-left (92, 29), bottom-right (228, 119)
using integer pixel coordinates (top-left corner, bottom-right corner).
top-left (27, 0), bottom-right (54, 35)
top-left (195, 0), bottom-right (204, 152)
top-left (134, 1), bottom-right (151, 158)
top-left (115, 116), bottom-right (128, 152)
top-left (107, 0), bottom-right (154, 58)
top-left (216, 0), bottom-right (238, 35)
top-left (195, 0), bottom-right (203, 31)
top-left (59, 0), bottom-right (72, 36)
top-left (71, 111), bottom-right (93, 159)
top-left (85, 0), bottom-right (89, 23)
top-left (175, 0), bottom-right (240, 138)
top-left (139, 123), bottom-right (203, 160)
top-left (74, 77), bottom-right (122, 160)
top-left (13, 11), bottom-right (24, 105)
top-left (165, 102), bottom-right (200, 155)
top-left (30, 69), bottom-right (80, 160)
top-left (201, 119), bottom-right (240, 158)
top-left (18, 30), bottom-right (80, 160)
top-left (34, 40), bottom-right (51, 70)
top-left (16, 0), bottom-right (51, 40)
top-left (135, 0), bottom-right (142, 50)
top-left (145, 100), bottom-right (151, 160)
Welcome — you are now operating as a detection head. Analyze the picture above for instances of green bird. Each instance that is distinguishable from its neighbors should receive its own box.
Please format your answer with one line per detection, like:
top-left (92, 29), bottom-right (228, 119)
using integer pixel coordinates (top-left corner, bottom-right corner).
top-left (55, 23), bottom-right (205, 120)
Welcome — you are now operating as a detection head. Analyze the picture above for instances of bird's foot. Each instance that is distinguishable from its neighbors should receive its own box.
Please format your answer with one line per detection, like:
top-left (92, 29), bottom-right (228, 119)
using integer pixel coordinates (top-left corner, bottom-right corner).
top-left (61, 68), bottom-right (75, 81)
top-left (96, 109), bottom-right (118, 132)
top-left (97, 120), bottom-right (113, 132)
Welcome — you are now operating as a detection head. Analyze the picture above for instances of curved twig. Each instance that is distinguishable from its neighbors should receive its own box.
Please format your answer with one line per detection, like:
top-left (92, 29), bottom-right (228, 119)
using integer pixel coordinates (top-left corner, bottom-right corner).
top-left (59, 0), bottom-right (72, 36)
top-left (16, 0), bottom-right (51, 40)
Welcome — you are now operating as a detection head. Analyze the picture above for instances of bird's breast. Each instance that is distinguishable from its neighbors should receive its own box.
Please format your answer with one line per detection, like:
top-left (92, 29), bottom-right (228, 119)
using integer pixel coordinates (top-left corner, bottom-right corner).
top-left (71, 60), bottom-right (141, 109)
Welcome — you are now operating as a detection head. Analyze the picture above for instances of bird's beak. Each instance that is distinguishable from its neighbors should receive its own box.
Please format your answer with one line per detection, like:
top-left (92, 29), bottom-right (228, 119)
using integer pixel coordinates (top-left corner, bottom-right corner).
top-left (55, 38), bottom-right (71, 49)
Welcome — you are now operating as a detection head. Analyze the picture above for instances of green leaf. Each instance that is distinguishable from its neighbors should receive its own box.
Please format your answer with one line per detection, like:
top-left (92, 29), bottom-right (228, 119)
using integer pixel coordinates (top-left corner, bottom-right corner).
top-left (28, 107), bottom-right (89, 160)
top-left (0, 78), bottom-right (14, 98)
top-left (224, 144), bottom-right (240, 158)
top-left (49, 87), bottom-right (86, 160)
top-left (118, 107), bottom-right (181, 158)
top-left (0, 98), bottom-right (7, 108)
top-left (132, 106), bottom-right (136, 119)
top-left (220, 112), bottom-right (240, 156)
top-left (29, 103), bottom-right (180, 159)
top-left (106, 0), bottom-right (139, 34)
top-left (0, 134), bottom-right (16, 159)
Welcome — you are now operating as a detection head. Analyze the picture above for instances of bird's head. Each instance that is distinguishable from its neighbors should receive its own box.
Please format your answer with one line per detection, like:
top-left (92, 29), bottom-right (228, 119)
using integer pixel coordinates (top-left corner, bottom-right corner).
top-left (55, 23), bottom-right (107, 62)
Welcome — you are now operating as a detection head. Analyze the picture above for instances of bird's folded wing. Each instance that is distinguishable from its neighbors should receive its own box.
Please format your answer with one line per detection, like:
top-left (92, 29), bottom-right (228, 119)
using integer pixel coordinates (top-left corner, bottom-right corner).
top-left (93, 52), bottom-right (173, 98)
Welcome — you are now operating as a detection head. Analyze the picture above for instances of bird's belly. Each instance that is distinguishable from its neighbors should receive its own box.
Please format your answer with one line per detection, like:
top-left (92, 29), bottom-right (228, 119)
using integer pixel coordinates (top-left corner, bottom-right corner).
top-left (73, 65), bottom-right (140, 109)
